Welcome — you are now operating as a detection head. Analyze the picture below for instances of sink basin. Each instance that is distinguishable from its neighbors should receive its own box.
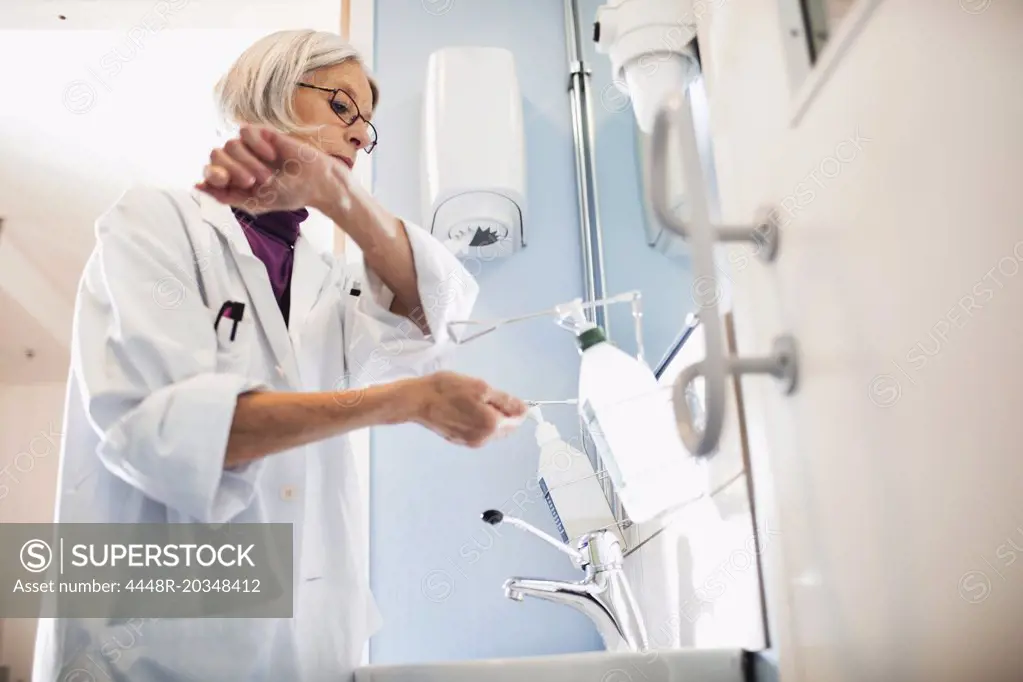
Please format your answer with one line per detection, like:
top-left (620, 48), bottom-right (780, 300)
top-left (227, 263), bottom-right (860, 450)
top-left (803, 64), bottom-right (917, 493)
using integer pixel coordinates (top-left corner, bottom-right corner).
top-left (354, 648), bottom-right (747, 682)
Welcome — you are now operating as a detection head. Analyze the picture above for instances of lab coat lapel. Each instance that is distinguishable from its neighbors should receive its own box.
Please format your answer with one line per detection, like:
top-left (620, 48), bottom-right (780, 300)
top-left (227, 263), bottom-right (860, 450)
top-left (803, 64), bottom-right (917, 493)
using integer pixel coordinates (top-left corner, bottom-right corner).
top-left (288, 236), bottom-right (333, 352)
top-left (194, 190), bottom-right (301, 388)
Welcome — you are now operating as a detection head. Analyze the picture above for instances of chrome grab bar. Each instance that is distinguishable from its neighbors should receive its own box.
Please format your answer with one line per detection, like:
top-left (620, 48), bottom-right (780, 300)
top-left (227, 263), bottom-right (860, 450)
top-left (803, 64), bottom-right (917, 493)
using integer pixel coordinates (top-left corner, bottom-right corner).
top-left (648, 89), bottom-right (799, 456)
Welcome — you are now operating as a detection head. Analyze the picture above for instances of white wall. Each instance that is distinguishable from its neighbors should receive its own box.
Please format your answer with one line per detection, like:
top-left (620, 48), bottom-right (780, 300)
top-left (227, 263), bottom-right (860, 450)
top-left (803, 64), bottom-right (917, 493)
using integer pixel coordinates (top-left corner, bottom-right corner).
top-left (0, 28), bottom-right (337, 263)
top-left (0, 383), bottom-right (67, 682)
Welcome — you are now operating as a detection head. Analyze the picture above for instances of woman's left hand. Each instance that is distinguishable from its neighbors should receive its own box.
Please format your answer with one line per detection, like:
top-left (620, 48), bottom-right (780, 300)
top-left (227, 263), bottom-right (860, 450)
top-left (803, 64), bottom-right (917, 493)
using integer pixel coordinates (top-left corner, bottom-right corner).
top-left (196, 125), bottom-right (357, 214)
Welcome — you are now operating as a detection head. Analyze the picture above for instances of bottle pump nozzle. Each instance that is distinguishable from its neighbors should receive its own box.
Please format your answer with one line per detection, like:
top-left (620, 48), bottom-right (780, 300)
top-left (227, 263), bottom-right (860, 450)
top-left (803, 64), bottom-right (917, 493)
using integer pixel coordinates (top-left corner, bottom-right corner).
top-left (555, 298), bottom-right (597, 335)
top-left (554, 299), bottom-right (607, 353)
top-left (527, 405), bottom-right (561, 447)
top-left (527, 405), bottom-right (545, 424)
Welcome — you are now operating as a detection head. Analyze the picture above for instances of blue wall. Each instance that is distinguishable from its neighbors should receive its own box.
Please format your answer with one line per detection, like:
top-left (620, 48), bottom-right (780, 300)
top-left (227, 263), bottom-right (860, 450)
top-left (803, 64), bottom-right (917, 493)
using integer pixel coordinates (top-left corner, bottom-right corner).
top-left (370, 0), bottom-right (603, 663)
top-left (369, 0), bottom-right (695, 664)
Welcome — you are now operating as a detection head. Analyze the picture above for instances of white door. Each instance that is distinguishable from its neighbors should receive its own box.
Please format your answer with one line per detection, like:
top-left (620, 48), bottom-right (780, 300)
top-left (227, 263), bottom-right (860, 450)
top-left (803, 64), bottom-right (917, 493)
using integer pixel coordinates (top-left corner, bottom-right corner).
top-left (691, 1), bottom-right (1023, 681)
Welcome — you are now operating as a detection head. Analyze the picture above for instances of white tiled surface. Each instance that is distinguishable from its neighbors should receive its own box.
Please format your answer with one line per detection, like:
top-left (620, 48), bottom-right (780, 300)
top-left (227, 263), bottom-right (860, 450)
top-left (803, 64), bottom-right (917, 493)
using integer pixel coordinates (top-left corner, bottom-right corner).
top-left (617, 311), bottom-right (765, 653)
top-left (624, 472), bottom-right (766, 652)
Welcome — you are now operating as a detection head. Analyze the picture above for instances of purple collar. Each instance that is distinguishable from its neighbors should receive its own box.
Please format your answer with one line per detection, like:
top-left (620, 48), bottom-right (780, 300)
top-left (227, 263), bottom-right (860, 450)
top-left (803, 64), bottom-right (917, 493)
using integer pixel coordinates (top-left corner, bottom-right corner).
top-left (231, 207), bottom-right (310, 246)
top-left (230, 207), bottom-right (310, 326)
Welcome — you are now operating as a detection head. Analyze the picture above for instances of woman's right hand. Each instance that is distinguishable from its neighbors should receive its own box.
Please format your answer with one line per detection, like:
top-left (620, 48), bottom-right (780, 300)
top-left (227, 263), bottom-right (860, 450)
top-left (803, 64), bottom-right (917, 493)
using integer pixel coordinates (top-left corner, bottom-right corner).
top-left (196, 125), bottom-right (354, 215)
top-left (404, 372), bottom-right (528, 448)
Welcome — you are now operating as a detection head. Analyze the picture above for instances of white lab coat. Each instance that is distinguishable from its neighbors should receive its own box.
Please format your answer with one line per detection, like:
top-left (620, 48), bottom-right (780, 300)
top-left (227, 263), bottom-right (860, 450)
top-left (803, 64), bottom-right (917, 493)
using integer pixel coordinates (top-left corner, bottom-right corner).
top-left (32, 186), bottom-right (478, 682)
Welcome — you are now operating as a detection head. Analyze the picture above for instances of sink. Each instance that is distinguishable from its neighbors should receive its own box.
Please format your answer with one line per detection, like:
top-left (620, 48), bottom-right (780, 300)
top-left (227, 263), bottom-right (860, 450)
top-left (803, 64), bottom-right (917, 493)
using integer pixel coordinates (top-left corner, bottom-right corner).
top-left (354, 648), bottom-right (748, 682)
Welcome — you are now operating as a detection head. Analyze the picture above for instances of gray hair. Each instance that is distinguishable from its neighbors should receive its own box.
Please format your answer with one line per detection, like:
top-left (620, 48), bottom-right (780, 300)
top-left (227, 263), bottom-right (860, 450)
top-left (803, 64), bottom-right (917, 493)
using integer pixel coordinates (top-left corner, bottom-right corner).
top-left (214, 29), bottom-right (379, 134)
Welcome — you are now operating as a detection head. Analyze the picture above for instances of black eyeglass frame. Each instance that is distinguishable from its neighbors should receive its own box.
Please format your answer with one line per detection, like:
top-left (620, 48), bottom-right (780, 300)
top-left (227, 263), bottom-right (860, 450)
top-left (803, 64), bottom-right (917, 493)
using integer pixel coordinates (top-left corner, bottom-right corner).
top-left (296, 82), bottom-right (378, 154)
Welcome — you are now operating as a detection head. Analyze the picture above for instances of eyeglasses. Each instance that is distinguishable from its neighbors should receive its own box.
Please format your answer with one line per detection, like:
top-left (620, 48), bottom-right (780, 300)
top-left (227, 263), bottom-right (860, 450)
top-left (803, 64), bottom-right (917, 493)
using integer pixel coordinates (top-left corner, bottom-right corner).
top-left (296, 82), bottom-right (378, 154)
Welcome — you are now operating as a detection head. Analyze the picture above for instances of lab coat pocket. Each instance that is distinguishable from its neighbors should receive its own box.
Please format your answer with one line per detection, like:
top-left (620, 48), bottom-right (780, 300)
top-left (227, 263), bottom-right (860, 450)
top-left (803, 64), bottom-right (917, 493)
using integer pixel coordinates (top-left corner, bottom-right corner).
top-left (210, 305), bottom-right (255, 377)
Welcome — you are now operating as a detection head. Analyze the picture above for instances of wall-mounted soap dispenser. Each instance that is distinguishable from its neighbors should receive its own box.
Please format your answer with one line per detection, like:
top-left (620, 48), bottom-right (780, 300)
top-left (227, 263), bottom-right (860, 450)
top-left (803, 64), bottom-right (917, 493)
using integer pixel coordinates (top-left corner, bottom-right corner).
top-left (592, 0), bottom-right (701, 134)
top-left (422, 46), bottom-right (526, 259)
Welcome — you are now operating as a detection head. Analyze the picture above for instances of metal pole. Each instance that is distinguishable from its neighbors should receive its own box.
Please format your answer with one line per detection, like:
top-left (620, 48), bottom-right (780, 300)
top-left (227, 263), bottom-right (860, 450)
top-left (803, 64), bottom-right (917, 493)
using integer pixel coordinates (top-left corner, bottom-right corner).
top-left (564, 0), bottom-right (609, 333)
top-left (564, 0), bottom-right (627, 534)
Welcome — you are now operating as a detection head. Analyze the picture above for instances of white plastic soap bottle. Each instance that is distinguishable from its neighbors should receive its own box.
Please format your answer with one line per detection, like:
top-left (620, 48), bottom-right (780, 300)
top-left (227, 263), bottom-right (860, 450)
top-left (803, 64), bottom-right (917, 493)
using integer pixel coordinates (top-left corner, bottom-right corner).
top-left (573, 313), bottom-right (689, 523)
top-left (531, 406), bottom-right (620, 544)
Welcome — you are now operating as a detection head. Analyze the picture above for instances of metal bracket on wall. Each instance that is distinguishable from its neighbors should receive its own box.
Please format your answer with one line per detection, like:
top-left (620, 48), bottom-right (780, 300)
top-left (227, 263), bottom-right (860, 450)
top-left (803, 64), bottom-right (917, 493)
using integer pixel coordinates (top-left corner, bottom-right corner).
top-left (567, 59), bottom-right (592, 81)
top-left (647, 90), bottom-right (801, 457)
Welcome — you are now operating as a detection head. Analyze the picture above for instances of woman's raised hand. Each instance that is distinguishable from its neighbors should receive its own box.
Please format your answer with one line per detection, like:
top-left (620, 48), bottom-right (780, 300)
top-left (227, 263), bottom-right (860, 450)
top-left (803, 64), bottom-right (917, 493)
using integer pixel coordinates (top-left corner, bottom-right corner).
top-left (196, 125), bottom-right (354, 214)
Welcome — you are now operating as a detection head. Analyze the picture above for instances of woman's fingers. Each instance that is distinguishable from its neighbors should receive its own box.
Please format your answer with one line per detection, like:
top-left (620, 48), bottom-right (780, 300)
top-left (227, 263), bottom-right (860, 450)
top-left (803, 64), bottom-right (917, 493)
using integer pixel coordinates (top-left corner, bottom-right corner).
top-left (221, 139), bottom-right (273, 186)
top-left (240, 125), bottom-right (277, 163)
top-left (202, 128), bottom-right (276, 191)
top-left (261, 127), bottom-right (327, 171)
top-left (484, 390), bottom-right (528, 418)
top-left (202, 164), bottom-right (231, 189)
top-left (465, 405), bottom-right (500, 445)
top-left (209, 148), bottom-right (259, 189)
top-left (259, 127), bottom-right (300, 156)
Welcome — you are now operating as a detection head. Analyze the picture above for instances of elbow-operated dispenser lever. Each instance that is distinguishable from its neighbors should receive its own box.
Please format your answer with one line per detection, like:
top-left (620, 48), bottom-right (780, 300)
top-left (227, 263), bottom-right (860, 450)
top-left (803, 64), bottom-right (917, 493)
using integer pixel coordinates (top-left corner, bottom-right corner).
top-left (481, 510), bottom-right (585, 565)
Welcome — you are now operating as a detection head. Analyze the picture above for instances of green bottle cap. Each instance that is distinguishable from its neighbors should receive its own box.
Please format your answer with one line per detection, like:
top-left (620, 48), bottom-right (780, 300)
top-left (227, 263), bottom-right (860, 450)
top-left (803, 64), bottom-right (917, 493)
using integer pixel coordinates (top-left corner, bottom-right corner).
top-left (577, 326), bottom-right (607, 352)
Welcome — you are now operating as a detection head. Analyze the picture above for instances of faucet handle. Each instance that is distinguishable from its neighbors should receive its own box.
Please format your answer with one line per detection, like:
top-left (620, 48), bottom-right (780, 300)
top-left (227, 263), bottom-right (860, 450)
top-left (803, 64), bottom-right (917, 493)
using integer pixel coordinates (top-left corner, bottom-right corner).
top-left (574, 530), bottom-right (624, 571)
top-left (481, 510), bottom-right (586, 565)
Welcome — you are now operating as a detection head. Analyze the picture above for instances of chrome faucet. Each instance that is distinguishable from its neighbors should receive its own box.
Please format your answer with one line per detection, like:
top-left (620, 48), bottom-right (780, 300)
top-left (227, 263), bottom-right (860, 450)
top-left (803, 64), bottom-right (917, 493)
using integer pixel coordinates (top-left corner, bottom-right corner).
top-left (481, 509), bottom-right (649, 652)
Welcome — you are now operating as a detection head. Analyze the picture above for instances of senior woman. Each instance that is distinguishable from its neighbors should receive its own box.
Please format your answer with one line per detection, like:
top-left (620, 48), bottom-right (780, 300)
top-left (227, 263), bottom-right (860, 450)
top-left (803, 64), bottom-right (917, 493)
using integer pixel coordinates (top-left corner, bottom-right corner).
top-left (34, 29), bottom-right (526, 682)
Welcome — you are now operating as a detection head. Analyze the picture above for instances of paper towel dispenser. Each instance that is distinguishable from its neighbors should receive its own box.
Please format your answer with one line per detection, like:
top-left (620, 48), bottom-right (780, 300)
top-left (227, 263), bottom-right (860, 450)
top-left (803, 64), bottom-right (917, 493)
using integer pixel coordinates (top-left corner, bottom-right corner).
top-left (422, 46), bottom-right (526, 259)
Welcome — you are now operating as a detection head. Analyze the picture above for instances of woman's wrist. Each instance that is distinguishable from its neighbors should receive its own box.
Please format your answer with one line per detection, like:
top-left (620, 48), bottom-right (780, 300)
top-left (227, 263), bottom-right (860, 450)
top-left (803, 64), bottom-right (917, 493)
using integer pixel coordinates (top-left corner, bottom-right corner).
top-left (308, 164), bottom-right (394, 235)
top-left (309, 162), bottom-right (353, 214)
top-left (380, 378), bottom-right (427, 426)
top-left (319, 379), bottom-right (424, 429)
